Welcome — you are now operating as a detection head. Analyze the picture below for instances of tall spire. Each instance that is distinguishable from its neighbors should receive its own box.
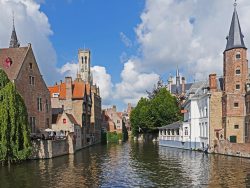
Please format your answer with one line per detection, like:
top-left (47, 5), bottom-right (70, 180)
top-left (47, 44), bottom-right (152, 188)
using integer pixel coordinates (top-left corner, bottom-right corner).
top-left (225, 1), bottom-right (246, 51)
top-left (176, 66), bottom-right (180, 87)
top-left (9, 12), bottom-right (20, 48)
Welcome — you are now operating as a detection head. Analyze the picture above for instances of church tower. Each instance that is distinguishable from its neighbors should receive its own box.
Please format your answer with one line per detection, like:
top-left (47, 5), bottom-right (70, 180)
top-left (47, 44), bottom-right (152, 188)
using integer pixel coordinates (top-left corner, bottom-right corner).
top-left (9, 14), bottom-right (20, 48)
top-left (222, 2), bottom-right (248, 143)
top-left (78, 49), bottom-right (93, 84)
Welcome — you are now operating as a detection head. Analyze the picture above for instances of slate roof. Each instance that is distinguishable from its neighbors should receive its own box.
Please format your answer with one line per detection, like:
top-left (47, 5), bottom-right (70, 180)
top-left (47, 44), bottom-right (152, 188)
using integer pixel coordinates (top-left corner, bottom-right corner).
top-left (158, 121), bottom-right (182, 130)
top-left (0, 47), bottom-right (29, 80)
top-left (225, 7), bottom-right (246, 51)
top-left (170, 83), bottom-right (193, 94)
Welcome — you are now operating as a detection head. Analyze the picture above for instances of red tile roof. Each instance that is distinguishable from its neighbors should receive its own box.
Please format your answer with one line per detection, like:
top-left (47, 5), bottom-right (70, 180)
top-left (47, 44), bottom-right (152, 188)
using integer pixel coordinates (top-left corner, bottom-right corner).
top-left (48, 79), bottom-right (91, 100)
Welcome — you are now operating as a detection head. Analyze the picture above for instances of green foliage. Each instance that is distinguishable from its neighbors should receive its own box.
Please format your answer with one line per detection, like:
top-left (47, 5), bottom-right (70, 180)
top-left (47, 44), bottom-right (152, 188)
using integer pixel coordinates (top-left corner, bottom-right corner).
top-left (130, 88), bottom-right (182, 136)
top-left (0, 70), bottom-right (32, 164)
top-left (107, 132), bottom-right (123, 143)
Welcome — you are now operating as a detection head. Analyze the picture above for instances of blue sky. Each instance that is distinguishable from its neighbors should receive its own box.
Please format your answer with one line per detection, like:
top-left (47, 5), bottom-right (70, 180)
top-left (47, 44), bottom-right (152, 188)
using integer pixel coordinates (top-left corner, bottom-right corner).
top-left (40, 0), bottom-right (144, 84)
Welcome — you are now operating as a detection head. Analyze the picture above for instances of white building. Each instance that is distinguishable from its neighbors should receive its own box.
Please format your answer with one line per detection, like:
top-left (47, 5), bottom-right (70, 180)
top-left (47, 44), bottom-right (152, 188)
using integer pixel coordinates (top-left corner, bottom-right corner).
top-left (159, 81), bottom-right (210, 150)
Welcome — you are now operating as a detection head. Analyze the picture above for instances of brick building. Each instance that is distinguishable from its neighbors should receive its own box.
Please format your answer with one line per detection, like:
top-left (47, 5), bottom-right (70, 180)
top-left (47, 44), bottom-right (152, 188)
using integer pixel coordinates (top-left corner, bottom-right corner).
top-left (0, 23), bottom-right (51, 134)
top-left (222, 4), bottom-right (248, 143)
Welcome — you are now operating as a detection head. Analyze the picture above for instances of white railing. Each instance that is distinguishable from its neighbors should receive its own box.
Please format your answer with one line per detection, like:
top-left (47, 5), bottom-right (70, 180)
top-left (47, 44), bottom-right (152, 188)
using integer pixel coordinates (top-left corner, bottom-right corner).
top-left (159, 135), bottom-right (181, 141)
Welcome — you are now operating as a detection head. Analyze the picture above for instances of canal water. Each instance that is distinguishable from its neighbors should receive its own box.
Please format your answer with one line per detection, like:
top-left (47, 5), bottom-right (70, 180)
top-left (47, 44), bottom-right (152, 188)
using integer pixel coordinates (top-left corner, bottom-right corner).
top-left (1, 141), bottom-right (250, 187)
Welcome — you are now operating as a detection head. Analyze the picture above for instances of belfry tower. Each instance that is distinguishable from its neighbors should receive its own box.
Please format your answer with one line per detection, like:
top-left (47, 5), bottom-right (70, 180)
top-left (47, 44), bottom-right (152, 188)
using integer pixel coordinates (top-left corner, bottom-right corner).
top-left (78, 49), bottom-right (93, 84)
top-left (222, 2), bottom-right (248, 143)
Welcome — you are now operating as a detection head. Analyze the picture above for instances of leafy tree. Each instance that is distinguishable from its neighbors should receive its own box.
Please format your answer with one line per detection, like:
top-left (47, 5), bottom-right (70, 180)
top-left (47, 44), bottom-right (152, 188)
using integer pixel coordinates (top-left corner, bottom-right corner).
top-left (146, 78), bottom-right (165, 99)
top-left (0, 70), bottom-right (31, 165)
top-left (130, 88), bottom-right (182, 136)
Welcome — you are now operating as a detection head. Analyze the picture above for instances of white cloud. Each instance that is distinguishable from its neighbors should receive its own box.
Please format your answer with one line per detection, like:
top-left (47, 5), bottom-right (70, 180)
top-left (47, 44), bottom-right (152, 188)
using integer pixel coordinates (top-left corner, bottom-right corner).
top-left (120, 32), bottom-right (132, 48)
top-left (58, 61), bottom-right (78, 79)
top-left (115, 59), bottom-right (159, 106)
top-left (92, 66), bottom-right (113, 105)
top-left (134, 0), bottom-right (250, 81)
top-left (0, 0), bottom-right (59, 84)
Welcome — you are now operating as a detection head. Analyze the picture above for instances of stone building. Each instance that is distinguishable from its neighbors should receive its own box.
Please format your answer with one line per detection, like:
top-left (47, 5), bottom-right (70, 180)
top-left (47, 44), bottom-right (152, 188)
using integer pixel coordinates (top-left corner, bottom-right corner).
top-left (0, 22), bottom-right (51, 134)
top-left (222, 4), bottom-right (248, 143)
top-left (103, 106), bottom-right (123, 133)
top-left (52, 111), bottom-right (82, 150)
top-left (78, 49), bottom-right (102, 143)
top-left (48, 77), bottom-right (92, 147)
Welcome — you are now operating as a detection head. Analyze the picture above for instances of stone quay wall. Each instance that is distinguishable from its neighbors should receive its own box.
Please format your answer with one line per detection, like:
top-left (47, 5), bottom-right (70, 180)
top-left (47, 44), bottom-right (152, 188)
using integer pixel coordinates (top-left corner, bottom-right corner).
top-left (30, 139), bottom-right (70, 159)
top-left (210, 139), bottom-right (250, 158)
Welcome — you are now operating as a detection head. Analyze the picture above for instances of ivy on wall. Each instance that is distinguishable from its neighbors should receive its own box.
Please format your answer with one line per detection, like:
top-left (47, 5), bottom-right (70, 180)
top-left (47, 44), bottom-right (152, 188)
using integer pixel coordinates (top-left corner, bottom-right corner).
top-left (0, 69), bottom-right (31, 164)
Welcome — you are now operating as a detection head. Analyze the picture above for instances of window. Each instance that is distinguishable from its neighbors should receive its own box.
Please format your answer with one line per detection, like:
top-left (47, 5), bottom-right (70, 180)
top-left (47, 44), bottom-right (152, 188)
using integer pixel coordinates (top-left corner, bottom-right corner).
top-left (234, 102), bottom-right (239, 108)
top-left (184, 127), bottom-right (188, 135)
top-left (81, 56), bottom-right (84, 65)
top-left (46, 118), bottom-right (50, 128)
top-left (176, 129), bottom-right (179, 135)
top-left (236, 84), bottom-right (240, 90)
top-left (236, 69), bottom-right (241, 75)
top-left (29, 117), bottom-right (36, 133)
top-left (63, 118), bottom-right (66, 124)
top-left (29, 76), bottom-right (35, 85)
top-left (230, 136), bottom-right (237, 143)
top-left (37, 97), bottom-right (42, 111)
top-left (29, 63), bottom-right (33, 69)
top-left (236, 52), bottom-right (241, 59)
top-left (234, 125), bottom-right (239, 129)
top-left (46, 99), bottom-right (49, 113)
top-left (117, 120), bottom-right (120, 123)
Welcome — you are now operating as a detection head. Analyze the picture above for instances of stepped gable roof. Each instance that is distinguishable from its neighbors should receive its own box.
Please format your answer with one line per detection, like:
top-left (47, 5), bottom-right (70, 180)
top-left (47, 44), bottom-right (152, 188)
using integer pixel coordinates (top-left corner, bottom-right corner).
top-left (225, 5), bottom-right (246, 51)
top-left (158, 121), bottom-right (182, 130)
top-left (0, 46), bottom-right (29, 80)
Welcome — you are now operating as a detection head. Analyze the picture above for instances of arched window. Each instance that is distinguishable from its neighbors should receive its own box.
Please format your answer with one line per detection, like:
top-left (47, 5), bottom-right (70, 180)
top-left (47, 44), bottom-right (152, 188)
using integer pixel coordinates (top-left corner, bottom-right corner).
top-left (236, 68), bottom-right (241, 75)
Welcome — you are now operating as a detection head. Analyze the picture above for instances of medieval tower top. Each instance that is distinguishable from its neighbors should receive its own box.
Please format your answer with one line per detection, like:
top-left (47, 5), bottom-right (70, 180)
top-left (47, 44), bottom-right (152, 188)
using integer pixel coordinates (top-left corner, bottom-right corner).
top-left (225, 1), bottom-right (246, 52)
top-left (9, 13), bottom-right (20, 48)
top-left (78, 49), bottom-right (93, 84)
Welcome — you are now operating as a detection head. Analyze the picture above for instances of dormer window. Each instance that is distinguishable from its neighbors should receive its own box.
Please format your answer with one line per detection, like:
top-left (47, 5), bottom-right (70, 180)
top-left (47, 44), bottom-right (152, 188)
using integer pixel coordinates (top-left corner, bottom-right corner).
top-left (4, 57), bottom-right (12, 68)
top-left (236, 52), bottom-right (241, 59)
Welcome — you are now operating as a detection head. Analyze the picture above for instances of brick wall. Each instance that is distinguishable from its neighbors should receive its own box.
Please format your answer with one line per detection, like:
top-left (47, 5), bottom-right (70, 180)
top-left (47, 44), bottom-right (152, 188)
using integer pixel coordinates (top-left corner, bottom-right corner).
top-left (15, 47), bottom-right (51, 133)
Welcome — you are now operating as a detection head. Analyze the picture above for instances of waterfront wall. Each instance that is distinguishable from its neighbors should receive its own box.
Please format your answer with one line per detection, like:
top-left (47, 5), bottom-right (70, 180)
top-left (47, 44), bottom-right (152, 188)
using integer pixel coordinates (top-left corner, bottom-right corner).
top-left (31, 139), bottom-right (69, 159)
top-left (211, 140), bottom-right (250, 158)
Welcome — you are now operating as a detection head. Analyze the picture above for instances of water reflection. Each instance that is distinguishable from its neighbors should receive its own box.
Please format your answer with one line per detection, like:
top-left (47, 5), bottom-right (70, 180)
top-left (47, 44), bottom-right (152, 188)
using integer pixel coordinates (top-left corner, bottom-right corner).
top-left (0, 141), bottom-right (250, 187)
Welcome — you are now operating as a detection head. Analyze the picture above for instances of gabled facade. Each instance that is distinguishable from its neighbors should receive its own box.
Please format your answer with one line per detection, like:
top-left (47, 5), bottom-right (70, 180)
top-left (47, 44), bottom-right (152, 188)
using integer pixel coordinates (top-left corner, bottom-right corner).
top-left (48, 77), bottom-right (92, 147)
top-left (52, 111), bottom-right (82, 150)
top-left (0, 25), bottom-right (51, 134)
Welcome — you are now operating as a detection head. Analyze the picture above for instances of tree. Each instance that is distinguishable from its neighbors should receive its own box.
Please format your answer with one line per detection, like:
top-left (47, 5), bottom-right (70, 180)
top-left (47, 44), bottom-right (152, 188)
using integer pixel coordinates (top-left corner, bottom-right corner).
top-left (0, 70), bottom-right (31, 165)
top-left (130, 88), bottom-right (182, 136)
top-left (146, 78), bottom-right (165, 99)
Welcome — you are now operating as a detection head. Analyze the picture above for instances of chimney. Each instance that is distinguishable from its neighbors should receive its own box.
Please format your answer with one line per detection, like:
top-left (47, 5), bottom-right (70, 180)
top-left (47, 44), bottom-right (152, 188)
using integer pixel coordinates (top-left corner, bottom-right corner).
top-left (65, 77), bottom-right (72, 100)
top-left (209, 74), bottom-right (217, 92)
top-left (181, 77), bottom-right (185, 94)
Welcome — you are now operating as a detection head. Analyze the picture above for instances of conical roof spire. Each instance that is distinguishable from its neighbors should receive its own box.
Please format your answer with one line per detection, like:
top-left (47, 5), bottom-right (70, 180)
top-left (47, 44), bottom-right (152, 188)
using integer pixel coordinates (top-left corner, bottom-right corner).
top-left (9, 13), bottom-right (20, 48)
top-left (225, 2), bottom-right (246, 51)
